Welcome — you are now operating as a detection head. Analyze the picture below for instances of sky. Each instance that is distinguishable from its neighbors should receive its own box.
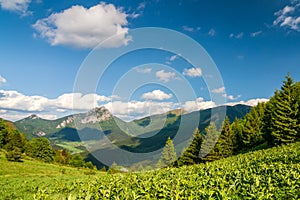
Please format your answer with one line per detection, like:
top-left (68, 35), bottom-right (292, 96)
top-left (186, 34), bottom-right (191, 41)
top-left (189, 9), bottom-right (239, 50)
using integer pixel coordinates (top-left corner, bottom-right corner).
top-left (0, 0), bottom-right (300, 121)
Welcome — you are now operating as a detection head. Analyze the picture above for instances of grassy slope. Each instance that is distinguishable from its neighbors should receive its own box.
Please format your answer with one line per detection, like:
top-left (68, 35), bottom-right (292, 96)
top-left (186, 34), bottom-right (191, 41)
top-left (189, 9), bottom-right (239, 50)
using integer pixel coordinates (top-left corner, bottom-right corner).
top-left (0, 151), bottom-right (102, 200)
top-left (1, 142), bottom-right (300, 199)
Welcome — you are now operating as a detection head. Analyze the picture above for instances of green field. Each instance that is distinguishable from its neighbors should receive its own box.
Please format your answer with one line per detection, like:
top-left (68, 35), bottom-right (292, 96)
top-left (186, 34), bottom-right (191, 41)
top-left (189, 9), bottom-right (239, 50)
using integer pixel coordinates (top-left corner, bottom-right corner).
top-left (1, 142), bottom-right (300, 199)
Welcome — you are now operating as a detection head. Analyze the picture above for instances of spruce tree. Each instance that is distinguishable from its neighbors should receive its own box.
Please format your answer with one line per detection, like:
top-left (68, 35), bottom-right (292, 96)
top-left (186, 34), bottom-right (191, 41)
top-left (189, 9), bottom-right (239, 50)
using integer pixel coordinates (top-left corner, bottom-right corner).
top-left (177, 128), bottom-right (203, 166)
top-left (157, 137), bottom-right (177, 168)
top-left (217, 116), bottom-right (234, 158)
top-left (200, 122), bottom-right (221, 162)
top-left (231, 118), bottom-right (244, 151)
top-left (242, 102), bottom-right (266, 148)
top-left (264, 74), bottom-right (299, 145)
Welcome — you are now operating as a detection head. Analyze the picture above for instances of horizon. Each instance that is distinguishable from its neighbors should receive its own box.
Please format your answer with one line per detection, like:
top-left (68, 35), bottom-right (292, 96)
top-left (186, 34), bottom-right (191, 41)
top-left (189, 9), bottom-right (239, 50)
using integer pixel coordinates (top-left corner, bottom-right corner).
top-left (14, 102), bottom-right (263, 123)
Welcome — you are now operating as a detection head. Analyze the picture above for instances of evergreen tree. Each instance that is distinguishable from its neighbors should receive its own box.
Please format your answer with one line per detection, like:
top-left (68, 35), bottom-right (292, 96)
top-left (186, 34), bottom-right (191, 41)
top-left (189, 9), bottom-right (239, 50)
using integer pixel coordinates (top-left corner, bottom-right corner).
top-left (231, 118), bottom-right (244, 151)
top-left (264, 74), bottom-right (299, 145)
top-left (293, 82), bottom-right (300, 135)
top-left (157, 137), bottom-right (177, 168)
top-left (242, 103), bottom-right (266, 148)
top-left (177, 128), bottom-right (203, 166)
top-left (200, 122), bottom-right (221, 162)
top-left (217, 116), bottom-right (234, 158)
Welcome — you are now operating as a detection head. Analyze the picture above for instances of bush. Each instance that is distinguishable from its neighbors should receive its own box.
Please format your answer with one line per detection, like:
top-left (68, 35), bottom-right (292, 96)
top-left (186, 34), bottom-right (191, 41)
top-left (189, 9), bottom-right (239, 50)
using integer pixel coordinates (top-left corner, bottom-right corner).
top-left (6, 147), bottom-right (22, 162)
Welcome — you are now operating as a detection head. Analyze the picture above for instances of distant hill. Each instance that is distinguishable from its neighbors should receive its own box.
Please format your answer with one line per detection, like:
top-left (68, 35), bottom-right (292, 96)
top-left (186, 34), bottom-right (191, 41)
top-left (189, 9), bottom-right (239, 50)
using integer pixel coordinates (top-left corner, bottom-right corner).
top-left (14, 104), bottom-right (251, 167)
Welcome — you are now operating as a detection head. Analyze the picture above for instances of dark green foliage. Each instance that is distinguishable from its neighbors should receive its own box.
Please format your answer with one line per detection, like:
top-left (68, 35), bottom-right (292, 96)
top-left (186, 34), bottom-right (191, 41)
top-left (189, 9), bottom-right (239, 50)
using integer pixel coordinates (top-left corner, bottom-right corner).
top-left (157, 137), bottom-right (177, 168)
top-left (202, 117), bottom-right (235, 162)
top-left (6, 147), bottom-right (22, 162)
top-left (201, 122), bottom-right (221, 162)
top-left (264, 74), bottom-right (299, 145)
top-left (85, 161), bottom-right (95, 170)
top-left (29, 138), bottom-right (55, 162)
top-left (0, 118), bottom-right (8, 148)
top-left (177, 129), bottom-right (203, 166)
top-left (0, 118), bottom-right (27, 152)
top-left (54, 149), bottom-right (72, 165)
top-left (217, 116), bottom-right (235, 158)
top-left (70, 154), bottom-right (84, 168)
top-left (231, 118), bottom-right (244, 151)
top-left (241, 102), bottom-right (266, 148)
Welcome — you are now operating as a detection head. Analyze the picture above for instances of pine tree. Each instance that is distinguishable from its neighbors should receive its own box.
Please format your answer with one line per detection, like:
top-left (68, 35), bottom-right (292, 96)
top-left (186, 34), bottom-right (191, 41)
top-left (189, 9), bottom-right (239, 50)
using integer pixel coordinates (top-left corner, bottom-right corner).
top-left (200, 122), bottom-right (221, 162)
top-left (157, 137), bottom-right (177, 168)
top-left (177, 129), bottom-right (203, 166)
top-left (264, 74), bottom-right (299, 145)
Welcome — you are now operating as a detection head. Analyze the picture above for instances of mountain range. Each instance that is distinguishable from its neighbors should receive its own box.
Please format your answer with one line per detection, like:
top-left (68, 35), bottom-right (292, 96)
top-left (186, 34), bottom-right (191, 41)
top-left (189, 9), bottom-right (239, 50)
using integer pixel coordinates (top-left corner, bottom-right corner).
top-left (14, 104), bottom-right (251, 167)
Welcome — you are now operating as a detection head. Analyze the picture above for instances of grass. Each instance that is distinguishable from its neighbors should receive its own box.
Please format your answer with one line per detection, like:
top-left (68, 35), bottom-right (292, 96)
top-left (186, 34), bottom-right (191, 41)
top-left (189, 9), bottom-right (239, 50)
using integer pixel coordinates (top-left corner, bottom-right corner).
top-left (0, 151), bottom-right (101, 200)
top-left (1, 142), bottom-right (300, 199)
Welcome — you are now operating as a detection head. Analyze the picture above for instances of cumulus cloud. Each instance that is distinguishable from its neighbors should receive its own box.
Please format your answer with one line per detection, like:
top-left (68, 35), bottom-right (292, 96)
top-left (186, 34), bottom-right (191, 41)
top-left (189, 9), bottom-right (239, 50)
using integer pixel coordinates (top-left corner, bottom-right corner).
top-left (226, 98), bottom-right (269, 107)
top-left (0, 90), bottom-right (111, 112)
top-left (182, 67), bottom-right (202, 77)
top-left (0, 0), bottom-right (31, 14)
top-left (0, 89), bottom-right (270, 122)
top-left (141, 90), bottom-right (172, 100)
top-left (273, 3), bottom-right (300, 32)
top-left (104, 100), bottom-right (178, 121)
top-left (136, 68), bottom-right (152, 74)
top-left (183, 97), bottom-right (216, 112)
top-left (156, 70), bottom-right (176, 82)
top-left (33, 3), bottom-right (131, 49)
top-left (0, 75), bottom-right (6, 83)
top-left (211, 87), bottom-right (225, 94)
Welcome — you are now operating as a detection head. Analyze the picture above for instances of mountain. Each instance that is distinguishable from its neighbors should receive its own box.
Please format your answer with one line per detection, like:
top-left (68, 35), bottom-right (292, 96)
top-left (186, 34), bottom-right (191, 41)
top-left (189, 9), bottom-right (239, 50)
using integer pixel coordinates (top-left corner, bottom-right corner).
top-left (14, 104), bottom-right (251, 167)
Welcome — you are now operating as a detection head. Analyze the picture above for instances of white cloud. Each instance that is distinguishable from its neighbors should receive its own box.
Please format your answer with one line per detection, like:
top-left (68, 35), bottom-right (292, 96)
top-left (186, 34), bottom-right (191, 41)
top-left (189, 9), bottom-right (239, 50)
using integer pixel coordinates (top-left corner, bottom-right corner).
top-left (223, 94), bottom-right (242, 100)
top-left (183, 97), bottom-right (216, 112)
top-left (273, 3), bottom-right (300, 32)
top-left (229, 32), bottom-right (244, 39)
top-left (211, 87), bottom-right (225, 94)
top-left (156, 70), bottom-right (176, 82)
top-left (104, 100), bottom-right (178, 121)
top-left (250, 31), bottom-right (262, 37)
top-left (208, 28), bottom-right (216, 36)
top-left (136, 68), bottom-right (152, 74)
top-left (226, 98), bottom-right (269, 107)
top-left (182, 67), bottom-right (202, 77)
top-left (0, 90), bottom-right (111, 112)
top-left (170, 55), bottom-right (178, 61)
top-left (141, 90), bottom-right (172, 100)
top-left (282, 5), bottom-right (295, 15)
top-left (0, 0), bottom-right (31, 14)
top-left (33, 3), bottom-right (131, 49)
top-left (0, 75), bottom-right (6, 83)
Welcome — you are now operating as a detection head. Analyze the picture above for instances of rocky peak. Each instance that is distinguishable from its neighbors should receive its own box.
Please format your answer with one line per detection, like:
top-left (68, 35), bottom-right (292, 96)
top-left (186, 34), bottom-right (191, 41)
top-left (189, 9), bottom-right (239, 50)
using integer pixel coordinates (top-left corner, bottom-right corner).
top-left (81, 106), bottom-right (112, 124)
top-left (28, 114), bottom-right (40, 120)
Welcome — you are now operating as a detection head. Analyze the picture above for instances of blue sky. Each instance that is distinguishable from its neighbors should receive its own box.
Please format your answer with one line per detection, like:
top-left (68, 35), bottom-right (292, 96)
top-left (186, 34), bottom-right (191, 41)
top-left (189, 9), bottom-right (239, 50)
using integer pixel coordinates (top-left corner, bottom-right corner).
top-left (0, 0), bottom-right (300, 121)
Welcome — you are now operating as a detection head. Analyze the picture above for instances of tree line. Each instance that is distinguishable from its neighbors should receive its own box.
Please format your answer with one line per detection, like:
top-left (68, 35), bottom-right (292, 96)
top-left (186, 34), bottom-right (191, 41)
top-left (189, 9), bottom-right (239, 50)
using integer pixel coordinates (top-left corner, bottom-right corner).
top-left (0, 119), bottom-right (95, 169)
top-left (158, 73), bottom-right (300, 168)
